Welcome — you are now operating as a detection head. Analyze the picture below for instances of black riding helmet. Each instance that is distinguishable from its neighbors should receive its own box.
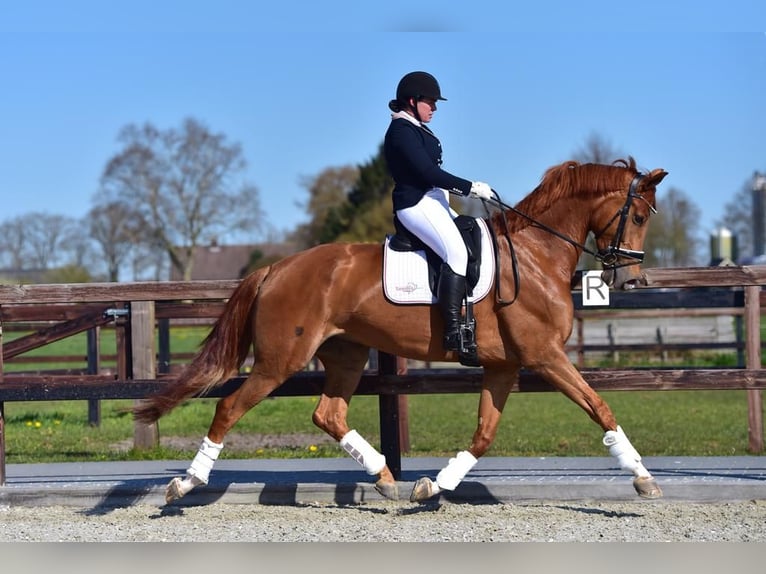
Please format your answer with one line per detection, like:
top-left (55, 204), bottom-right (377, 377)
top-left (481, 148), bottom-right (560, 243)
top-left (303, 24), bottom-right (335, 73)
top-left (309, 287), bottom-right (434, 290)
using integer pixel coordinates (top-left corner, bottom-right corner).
top-left (388, 71), bottom-right (447, 119)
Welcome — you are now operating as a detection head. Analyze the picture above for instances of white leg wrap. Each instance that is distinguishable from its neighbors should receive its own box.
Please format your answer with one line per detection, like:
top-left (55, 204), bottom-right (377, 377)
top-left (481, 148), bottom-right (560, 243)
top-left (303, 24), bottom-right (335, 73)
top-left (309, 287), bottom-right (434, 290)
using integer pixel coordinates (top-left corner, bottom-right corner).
top-left (340, 429), bottom-right (386, 475)
top-left (186, 436), bottom-right (224, 485)
top-left (603, 426), bottom-right (650, 478)
top-left (436, 450), bottom-right (478, 491)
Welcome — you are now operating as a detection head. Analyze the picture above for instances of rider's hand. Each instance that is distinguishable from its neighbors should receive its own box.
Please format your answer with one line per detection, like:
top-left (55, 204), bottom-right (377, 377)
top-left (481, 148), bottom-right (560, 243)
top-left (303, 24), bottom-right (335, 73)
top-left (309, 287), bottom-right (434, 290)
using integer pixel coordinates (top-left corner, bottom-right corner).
top-left (469, 181), bottom-right (493, 201)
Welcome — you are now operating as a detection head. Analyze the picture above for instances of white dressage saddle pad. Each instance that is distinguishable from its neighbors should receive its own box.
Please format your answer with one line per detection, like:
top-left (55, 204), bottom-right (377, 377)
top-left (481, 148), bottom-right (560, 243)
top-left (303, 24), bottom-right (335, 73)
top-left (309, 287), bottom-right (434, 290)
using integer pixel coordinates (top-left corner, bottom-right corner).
top-left (383, 217), bottom-right (495, 305)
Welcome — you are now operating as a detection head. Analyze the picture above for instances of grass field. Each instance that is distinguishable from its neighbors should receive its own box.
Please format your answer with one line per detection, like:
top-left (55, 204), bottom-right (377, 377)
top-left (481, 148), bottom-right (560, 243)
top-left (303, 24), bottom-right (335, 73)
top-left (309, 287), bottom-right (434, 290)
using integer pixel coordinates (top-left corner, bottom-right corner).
top-left (2, 389), bottom-right (759, 464)
top-left (2, 325), bottom-right (763, 464)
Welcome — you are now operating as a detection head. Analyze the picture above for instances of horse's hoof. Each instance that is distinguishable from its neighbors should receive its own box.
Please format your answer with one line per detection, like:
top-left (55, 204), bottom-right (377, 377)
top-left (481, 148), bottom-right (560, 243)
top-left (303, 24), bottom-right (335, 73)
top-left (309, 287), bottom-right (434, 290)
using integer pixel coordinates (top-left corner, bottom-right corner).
top-left (165, 477), bottom-right (186, 504)
top-left (634, 476), bottom-right (663, 499)
top-left (374, 480), bottom-right (399, 501)
top-left (410, 477), bottom-right (437, 502)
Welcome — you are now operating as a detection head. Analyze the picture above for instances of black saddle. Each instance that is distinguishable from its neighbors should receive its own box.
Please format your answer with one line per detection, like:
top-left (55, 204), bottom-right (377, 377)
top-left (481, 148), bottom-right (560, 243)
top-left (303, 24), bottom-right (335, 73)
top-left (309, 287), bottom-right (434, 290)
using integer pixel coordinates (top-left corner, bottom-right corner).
top-left (388, 214), bottom-right (483, 296)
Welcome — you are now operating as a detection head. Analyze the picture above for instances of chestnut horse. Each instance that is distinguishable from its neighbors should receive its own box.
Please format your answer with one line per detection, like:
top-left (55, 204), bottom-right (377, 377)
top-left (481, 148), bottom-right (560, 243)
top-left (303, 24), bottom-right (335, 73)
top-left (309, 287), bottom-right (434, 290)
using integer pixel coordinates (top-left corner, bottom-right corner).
top-left (134, 157), bottom-right (668, 504)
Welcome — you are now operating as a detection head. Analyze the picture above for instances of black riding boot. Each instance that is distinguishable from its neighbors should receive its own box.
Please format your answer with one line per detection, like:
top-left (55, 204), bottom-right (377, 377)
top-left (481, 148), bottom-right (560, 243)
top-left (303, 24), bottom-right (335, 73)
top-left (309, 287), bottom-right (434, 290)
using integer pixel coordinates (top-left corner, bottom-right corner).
top-left (437, 263), bottom-right (469, 352)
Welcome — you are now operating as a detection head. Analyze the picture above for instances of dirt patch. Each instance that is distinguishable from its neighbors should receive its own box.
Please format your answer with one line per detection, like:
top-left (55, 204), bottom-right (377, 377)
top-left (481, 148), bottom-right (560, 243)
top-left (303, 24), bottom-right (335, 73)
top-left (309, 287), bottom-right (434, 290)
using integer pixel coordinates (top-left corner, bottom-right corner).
top-left (111, 432), bottom-right (335, 453)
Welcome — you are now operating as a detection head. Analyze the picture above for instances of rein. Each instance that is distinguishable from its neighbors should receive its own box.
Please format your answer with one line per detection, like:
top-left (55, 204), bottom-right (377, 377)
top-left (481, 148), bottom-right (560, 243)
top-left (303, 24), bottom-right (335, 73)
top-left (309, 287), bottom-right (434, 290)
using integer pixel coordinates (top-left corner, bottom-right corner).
top-left (474, 173), bottom-right (653, 304)
top-left (489, 173), bottom-right (650, 265)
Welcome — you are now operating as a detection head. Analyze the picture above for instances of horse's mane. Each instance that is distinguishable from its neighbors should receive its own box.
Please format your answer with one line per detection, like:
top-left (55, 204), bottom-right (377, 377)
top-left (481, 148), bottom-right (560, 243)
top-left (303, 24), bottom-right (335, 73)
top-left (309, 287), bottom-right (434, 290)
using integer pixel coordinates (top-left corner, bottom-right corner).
top-left (491, 157), bottom-right (639, 233)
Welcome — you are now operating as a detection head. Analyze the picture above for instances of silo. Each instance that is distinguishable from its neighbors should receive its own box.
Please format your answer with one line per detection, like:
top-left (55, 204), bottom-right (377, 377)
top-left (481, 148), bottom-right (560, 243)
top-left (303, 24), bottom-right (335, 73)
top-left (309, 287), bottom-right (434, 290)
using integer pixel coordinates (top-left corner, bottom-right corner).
top-left (709, 227), bottom-right (737, 266)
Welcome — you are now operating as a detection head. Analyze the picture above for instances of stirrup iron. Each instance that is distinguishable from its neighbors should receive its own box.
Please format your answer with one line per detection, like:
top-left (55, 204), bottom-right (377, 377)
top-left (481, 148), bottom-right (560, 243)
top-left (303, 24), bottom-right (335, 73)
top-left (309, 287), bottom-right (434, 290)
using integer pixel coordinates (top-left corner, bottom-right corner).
top-left (457, 303), bottom-right (479, 367)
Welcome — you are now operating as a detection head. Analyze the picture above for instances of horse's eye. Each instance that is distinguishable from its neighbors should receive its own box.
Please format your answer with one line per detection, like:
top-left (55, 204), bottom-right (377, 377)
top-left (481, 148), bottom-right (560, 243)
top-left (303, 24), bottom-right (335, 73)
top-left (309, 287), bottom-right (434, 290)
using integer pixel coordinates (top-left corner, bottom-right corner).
top-left (633, 214), bottom-right (646, 226)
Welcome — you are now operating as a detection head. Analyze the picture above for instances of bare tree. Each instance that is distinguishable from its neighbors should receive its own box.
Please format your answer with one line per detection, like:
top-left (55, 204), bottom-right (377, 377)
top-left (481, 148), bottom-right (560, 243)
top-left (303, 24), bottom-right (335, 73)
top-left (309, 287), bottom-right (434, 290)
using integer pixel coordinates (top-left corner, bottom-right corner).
top-left (61, 219), bottom-right (99, 271)
top-left (0, 213), bottom-right (97, 278)
top-left (88, 201), bottom-right (141, 282)
top-left (572, 131), bottom-right (626, 165)
top-left (0, 216), bottom-right (28, 269)
top-left (2, 213), bottom-right (77, 270)
top-left (716, 179), bottom-right (754, 260)
top-left (99, 118), bottom-right (265, 280)
top-left (644, 186), bottom-right (703, 267)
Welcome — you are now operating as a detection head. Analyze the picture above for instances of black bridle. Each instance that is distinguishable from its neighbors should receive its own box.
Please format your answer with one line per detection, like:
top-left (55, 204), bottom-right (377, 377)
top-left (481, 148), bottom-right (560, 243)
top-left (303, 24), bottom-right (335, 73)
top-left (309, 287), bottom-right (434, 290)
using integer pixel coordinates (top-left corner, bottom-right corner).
top-left (484, 173), bottom-right (655, 271)
top-left (591, 174), bottom-right (657, 269)
top-left (472, 173), bottom-right (656, 305)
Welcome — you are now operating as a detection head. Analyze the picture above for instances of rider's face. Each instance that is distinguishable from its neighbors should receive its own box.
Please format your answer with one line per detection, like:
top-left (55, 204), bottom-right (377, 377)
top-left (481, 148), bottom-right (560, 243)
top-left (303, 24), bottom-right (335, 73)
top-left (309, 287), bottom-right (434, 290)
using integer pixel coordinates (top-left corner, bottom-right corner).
top-left (414, 98), bottom-right (437, 123)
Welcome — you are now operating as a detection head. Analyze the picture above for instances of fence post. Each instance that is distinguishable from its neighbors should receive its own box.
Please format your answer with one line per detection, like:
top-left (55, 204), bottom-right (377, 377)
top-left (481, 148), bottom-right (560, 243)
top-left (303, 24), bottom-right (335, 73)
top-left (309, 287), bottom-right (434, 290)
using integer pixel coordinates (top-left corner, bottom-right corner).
top-left (656, 326), bottom-right (667, 364)
top-left (745, 285), bottom-right (763, 452)
top-left (395, 356), bottom-right (410, 453)
top-left (0, 310), bottom-right (5, 486)
top-left (157, 318), bottom-right (171, 375)
top-left (86, 327), bottom-right (101, 426)
top-left (130, 301), bottom-right (159, 449)
top-left (377, 351), bottom-right (402, 480)
top-left (607, 323), bottom-right (619, 363)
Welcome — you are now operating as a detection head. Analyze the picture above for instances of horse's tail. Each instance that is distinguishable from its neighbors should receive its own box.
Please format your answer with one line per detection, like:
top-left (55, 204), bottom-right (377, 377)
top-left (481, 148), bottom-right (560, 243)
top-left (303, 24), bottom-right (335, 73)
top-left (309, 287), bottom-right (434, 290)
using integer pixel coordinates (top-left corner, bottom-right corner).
top-left (132, 265), bottom-right (271, 424)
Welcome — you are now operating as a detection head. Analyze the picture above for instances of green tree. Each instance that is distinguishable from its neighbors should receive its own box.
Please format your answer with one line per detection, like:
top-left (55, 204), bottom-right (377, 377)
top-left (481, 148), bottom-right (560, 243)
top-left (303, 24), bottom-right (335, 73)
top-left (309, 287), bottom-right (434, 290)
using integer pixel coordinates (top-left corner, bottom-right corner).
top-left (310, 144), bottom-right (395, 244)
top-left (333, 145), bottom-right (395, 243)
top-left (45, 264), bottom-right (93, 283)
top-left (290, 166), bottom-right (358, 249)
top-left (238, 248), bottom-right (288, 277)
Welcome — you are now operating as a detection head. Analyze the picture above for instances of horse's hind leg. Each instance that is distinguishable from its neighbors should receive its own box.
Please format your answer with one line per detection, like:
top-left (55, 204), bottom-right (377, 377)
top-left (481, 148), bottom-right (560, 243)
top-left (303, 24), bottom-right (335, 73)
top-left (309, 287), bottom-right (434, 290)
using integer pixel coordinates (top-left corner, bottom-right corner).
top-left (411, 367), bottom-right (515, 502)
top-left (312, 339), bottom-right (399, 501)
top-left (165, 370), bottom-right (283, 504)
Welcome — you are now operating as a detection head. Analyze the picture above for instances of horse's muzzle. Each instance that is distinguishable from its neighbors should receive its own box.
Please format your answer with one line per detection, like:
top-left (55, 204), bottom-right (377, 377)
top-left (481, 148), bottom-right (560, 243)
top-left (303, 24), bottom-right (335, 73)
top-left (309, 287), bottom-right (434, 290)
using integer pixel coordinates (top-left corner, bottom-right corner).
top-left (601, 269), bottom-right (647, 291)
top-left (620, 276), bottom-right (647, 290)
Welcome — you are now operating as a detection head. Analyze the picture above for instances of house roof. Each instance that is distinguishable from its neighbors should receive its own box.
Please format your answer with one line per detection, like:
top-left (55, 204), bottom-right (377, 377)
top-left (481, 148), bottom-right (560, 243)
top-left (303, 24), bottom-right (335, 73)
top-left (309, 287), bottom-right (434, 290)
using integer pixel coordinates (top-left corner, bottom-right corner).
top-left (169, 242), bottom-right (298, 280)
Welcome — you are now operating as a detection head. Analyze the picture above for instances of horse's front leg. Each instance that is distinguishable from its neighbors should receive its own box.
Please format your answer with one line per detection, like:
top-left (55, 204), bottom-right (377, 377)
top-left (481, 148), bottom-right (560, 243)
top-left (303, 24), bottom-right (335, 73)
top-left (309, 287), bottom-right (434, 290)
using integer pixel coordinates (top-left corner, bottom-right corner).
top-left (603, 425), bottom-right (662, 498)
top-left (411, 368), bottom-right (515, 502)
top-left (535, 351), bottom-right (662, 499)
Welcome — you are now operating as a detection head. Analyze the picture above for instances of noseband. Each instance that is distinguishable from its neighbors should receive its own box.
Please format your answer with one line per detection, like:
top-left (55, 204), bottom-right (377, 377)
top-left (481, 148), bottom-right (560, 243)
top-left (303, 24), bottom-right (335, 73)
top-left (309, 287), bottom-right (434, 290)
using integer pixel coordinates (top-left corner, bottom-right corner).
top-left (592, 174), bottom-right (656, 270)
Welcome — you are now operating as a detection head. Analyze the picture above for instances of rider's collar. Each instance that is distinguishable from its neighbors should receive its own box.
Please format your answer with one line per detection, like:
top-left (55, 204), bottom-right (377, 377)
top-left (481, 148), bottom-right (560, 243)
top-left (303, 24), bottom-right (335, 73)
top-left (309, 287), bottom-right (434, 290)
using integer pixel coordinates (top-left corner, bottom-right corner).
top-left (391, 110), bottom-right (422, 127)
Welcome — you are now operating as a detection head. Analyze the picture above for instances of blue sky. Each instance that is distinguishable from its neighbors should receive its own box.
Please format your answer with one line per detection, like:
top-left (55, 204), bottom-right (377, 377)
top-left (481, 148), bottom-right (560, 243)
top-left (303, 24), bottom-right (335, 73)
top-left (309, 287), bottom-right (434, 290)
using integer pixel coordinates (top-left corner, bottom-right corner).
top-left (2, 2), bottom-right (765, 244)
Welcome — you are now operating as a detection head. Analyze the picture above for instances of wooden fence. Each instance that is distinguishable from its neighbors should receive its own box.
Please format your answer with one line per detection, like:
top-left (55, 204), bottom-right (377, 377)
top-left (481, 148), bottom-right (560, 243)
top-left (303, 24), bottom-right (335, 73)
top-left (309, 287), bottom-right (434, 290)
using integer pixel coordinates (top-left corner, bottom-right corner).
top-left (1, 266), bottom-right (765, 486)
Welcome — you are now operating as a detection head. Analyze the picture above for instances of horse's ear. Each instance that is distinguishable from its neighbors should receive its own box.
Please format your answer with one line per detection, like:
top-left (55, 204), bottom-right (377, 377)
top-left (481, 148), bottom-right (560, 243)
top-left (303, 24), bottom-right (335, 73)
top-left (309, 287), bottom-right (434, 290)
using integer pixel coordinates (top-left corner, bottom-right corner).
top-left (645, 168), bottom-right (668, 187)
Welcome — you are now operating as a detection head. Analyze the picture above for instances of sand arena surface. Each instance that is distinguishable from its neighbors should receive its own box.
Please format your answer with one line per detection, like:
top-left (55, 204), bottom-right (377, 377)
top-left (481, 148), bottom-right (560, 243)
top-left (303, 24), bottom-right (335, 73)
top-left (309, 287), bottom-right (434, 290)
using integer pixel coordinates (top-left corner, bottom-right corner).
top-left (2, 499), bottom-right (765, 542)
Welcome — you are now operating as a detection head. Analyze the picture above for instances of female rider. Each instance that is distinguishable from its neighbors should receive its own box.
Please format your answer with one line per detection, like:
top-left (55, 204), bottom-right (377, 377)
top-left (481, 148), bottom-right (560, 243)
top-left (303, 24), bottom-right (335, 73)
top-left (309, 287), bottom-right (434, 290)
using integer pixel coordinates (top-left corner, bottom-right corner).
top-left (383, 70), bottom-right (493, 356)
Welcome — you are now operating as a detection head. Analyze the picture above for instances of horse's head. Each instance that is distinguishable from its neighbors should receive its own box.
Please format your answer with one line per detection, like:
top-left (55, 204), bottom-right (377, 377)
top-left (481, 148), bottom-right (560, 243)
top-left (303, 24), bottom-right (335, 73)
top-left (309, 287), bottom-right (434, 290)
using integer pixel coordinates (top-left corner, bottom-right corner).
top-left (593, 167), bottom-right (668, 290)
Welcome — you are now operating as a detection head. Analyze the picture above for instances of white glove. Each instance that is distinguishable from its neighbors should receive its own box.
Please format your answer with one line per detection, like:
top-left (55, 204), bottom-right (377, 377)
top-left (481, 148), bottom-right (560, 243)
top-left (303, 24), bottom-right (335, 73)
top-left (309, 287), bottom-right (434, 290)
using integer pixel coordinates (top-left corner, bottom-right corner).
top-left (469, 181), bottom-right (493, 200)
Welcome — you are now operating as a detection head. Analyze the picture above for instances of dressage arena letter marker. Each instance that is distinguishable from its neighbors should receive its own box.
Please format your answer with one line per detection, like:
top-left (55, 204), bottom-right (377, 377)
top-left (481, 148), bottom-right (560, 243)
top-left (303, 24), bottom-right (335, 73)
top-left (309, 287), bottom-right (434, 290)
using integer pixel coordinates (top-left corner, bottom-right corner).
top-left (583, 270), bottom-right (610, 306)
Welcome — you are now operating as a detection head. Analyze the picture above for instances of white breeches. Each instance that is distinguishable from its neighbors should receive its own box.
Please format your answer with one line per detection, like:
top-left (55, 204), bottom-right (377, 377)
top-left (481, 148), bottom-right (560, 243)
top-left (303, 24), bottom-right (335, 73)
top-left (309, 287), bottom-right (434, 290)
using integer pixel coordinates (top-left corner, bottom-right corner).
top-left (396, 187), bottom-right (468, 276)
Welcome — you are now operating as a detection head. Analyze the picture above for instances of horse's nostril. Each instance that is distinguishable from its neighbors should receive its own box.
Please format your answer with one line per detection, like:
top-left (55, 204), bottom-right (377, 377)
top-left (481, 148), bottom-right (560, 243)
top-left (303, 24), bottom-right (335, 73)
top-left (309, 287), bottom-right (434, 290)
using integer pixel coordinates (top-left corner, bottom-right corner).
top-left (622, 276), bottom-right (647, 290)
